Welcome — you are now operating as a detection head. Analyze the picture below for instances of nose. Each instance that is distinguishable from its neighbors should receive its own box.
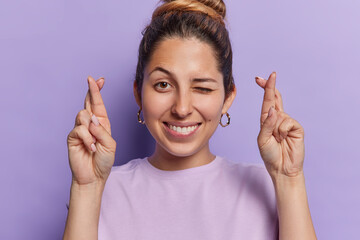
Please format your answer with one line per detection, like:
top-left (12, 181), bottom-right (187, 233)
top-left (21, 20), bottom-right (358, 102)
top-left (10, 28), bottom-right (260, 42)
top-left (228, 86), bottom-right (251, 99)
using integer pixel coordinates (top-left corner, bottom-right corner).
top-left (171, 90), bottom-right (193, 118)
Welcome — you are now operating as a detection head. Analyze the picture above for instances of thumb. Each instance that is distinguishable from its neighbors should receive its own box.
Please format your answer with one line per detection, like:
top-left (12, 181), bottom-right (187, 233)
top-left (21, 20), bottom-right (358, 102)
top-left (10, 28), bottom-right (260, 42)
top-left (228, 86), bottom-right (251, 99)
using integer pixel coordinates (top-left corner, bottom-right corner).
top-left (258, 107), bottom-right (277, 147)
top-left (89, 114), bottom-right (116, 151)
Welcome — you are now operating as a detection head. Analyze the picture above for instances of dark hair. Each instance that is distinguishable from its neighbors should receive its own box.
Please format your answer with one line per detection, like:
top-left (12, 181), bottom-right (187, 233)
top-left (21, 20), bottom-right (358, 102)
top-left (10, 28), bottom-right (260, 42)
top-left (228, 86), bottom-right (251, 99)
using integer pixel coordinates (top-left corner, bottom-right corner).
top-left (135, 0), bottom-right (235, 99)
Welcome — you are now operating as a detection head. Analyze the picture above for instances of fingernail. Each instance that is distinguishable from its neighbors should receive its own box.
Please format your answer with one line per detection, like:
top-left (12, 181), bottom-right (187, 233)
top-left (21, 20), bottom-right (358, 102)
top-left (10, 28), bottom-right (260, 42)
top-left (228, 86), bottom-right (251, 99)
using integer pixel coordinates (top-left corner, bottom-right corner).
top-left (91, 143), bottom-right (96, 152)
top-left (91, 114), bottom-right (100, 126)
top-left (92, 136), bottom-right (96, 143)
top-left (268, 107), bottom-right (274, 117)
top-left (96, 77), bottom-right (105, 82)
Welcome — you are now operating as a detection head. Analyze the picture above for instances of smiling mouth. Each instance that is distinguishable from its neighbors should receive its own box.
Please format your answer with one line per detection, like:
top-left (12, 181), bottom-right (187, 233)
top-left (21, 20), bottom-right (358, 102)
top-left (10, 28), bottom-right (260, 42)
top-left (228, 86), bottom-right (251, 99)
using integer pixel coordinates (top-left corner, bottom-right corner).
top-left (163, 122), bottom-right (201, 136)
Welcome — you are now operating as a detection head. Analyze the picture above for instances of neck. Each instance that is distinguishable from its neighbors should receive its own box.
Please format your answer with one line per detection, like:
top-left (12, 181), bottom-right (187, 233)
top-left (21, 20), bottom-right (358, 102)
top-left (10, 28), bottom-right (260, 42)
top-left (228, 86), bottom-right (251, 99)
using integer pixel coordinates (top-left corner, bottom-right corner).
top-left (148, 143), bottom-right (216, 171)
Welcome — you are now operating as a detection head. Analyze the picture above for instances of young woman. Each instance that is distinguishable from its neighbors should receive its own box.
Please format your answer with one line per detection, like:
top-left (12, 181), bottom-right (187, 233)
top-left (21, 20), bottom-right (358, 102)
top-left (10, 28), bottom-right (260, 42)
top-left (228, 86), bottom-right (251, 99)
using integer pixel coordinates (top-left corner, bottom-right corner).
top-left (63, 0), bottom-right (316, 239)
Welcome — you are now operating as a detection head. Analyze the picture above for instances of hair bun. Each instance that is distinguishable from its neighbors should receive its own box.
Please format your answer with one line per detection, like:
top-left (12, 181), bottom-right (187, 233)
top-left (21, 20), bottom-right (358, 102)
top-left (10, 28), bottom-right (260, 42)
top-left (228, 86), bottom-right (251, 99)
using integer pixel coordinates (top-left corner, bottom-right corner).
top-left (162, 0), bottom-right (226, 18)
top-left (154, 0), bottom-right (226, 24)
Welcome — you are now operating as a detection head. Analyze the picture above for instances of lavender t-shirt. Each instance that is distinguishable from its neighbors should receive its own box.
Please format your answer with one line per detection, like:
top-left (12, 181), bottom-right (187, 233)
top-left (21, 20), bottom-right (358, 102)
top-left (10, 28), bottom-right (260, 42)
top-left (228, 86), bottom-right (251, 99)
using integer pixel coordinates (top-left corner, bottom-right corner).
top-left (98, 156), bottom-right (279, 239)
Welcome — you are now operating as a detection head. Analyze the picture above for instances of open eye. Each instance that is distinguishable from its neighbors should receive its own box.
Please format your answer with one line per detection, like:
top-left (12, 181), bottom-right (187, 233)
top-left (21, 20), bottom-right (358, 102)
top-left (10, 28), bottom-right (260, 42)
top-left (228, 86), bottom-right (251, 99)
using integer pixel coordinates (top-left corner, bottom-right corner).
top-left (154, 81), bottom-right (171, 91)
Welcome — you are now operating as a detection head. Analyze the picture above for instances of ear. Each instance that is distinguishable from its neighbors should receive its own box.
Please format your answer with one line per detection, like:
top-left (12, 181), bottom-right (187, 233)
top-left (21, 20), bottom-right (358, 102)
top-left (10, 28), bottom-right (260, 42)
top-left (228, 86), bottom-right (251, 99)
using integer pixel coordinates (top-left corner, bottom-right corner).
top-left (221, 86), bottom-right (236, 114)
top-left (133, 81), bottom-right (142, 108)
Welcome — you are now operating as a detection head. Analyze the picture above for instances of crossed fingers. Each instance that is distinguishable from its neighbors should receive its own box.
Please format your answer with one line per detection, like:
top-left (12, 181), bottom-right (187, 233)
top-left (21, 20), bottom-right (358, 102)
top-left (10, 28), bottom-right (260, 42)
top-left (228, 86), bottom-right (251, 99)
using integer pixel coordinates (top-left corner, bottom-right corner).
top-left (76, 76), bottom-right (112, 135)
top-left (255, 72), bottom-right (284, 126)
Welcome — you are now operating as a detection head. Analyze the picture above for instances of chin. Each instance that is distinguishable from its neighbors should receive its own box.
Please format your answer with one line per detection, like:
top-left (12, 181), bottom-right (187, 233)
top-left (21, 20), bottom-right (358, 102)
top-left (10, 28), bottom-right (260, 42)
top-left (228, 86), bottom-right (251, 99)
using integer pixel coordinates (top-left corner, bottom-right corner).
top-left (146, 120), bottom-right (215, 158)
top-left (157, 140), bottom-right (208, 158)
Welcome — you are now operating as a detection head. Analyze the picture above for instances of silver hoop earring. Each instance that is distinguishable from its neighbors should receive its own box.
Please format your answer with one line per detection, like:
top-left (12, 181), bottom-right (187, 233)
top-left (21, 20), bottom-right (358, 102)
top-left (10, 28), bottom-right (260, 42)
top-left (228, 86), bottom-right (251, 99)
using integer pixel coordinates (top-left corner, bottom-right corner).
top-left (137, 109), bottom-right (145, 124)
top-left (219, 112), bottom-right (230, 127)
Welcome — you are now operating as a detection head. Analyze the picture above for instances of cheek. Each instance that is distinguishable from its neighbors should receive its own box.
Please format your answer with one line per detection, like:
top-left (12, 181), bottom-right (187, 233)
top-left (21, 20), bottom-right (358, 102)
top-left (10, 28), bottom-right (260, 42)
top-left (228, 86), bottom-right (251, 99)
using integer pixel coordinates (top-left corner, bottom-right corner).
top-left (193, 94), bottom-right (224, 122)
top-left (141, 86), bottom-right (172, 121)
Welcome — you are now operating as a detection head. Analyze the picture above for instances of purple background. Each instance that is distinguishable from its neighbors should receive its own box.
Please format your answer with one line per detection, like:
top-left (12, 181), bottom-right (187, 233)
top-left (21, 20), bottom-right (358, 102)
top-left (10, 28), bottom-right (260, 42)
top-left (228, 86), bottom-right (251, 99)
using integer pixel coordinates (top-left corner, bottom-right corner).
top-left (1, 0), bottom-right (359, 239)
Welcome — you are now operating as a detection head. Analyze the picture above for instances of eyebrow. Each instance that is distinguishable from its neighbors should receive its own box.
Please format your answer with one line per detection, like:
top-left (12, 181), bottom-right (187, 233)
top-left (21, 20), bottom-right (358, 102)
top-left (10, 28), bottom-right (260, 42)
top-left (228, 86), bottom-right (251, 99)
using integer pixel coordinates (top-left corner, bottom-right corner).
top-left (149, 66), bottom-right (218, 83)
top-left (149, 66), bottom-right (173, 77)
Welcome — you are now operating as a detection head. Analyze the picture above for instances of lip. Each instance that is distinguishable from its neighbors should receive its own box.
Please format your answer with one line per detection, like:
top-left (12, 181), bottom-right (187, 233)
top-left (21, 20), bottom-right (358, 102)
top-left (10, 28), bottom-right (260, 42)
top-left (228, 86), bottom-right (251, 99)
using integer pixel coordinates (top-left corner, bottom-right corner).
top-left (163, 122), bottom-right (201, 138)
top-left (165, 121), bottom-right (200, 127)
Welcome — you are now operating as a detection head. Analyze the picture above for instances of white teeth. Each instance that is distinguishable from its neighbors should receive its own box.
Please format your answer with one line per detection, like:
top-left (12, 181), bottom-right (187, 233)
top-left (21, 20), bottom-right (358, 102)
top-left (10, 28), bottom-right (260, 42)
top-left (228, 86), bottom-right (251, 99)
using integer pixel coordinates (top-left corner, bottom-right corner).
top-left (168, 124), bottom-right (199, 135)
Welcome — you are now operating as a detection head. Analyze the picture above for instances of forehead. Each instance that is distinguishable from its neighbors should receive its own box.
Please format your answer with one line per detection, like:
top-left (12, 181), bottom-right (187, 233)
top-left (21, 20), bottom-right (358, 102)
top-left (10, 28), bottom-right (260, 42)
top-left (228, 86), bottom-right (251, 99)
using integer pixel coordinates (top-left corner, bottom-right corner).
top-left (145, 37), bottom-right (222, 79)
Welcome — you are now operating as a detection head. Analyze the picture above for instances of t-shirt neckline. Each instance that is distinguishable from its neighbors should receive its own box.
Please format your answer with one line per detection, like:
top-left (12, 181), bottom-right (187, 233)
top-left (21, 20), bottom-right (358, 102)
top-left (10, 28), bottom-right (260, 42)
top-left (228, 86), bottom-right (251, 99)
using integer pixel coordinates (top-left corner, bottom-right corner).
top-left (142, 155), bottom-right (222, 179)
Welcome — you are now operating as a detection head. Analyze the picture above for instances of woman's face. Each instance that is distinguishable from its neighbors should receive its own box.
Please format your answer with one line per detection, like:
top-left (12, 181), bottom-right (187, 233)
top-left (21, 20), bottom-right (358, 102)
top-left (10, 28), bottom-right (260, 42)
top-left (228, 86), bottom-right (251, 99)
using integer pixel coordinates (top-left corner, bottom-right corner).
top-left (135, 37), bottom-right (235, 157)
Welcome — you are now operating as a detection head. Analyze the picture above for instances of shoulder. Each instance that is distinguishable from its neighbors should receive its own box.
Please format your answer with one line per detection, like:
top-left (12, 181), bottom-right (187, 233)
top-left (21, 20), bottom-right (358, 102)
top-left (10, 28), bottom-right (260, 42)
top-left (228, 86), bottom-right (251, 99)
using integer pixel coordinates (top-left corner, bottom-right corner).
top-left (102, 158), bottom-right (147, 194)
top-left (105, 158), bottom-right (145, 183)
top-left (110, 158), bottom-right (143, 174)
top-left (221, 157), bottom-right (269, 177)
top-left (220, 157), bottom-right (277, 213)
top-left (220, 157), bottom-right (274, 193)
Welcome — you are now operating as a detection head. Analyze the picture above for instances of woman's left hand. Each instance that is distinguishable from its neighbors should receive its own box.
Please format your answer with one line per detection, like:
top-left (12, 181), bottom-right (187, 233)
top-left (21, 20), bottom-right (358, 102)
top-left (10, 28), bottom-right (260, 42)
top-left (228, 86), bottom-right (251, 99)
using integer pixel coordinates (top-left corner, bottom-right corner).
top-left (256, 72), bottom-right (305, 178)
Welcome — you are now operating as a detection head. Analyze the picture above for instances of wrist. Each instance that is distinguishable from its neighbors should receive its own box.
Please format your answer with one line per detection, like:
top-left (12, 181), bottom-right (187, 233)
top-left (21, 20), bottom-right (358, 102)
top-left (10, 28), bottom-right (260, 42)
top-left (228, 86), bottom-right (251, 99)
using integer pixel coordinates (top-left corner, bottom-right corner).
top-left (271, 173), bottom-right (306, 201)
top-left (268, 166), bottom-right (304, 182)
top-left (269, 171), bottom-right (316, 239)
top-left (270, 170), bottom-right (306, 190)
top-left (71, 180), bottom-right (106, 195)
top-left (65, 180), bottom-right (105, 240)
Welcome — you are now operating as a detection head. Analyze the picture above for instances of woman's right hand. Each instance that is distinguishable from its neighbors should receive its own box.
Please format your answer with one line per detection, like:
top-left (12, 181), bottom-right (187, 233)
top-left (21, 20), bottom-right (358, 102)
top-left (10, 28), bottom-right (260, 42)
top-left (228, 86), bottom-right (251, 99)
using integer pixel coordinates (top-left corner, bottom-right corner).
top-left (67, 76), bottom-right (117, 186)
